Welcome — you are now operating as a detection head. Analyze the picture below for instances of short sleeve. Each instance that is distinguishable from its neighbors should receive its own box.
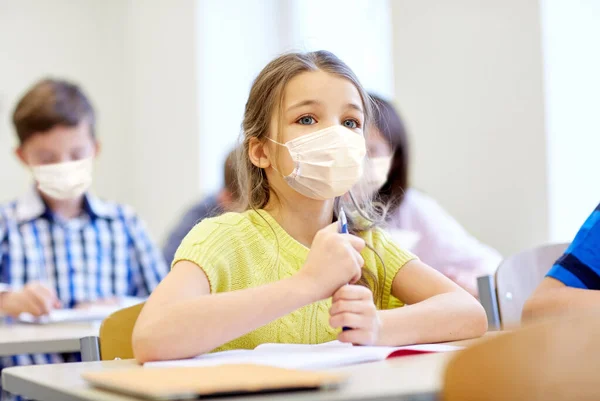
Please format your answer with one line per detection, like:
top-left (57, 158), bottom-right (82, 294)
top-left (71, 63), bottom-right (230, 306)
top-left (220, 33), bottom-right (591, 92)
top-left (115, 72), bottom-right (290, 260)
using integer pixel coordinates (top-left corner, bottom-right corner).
top-left (362, 227), bottom-right (418, 309)
top-left (546, 205), bottom-right (600, 289)
top-left (173, 218), bottom-right (223, 291)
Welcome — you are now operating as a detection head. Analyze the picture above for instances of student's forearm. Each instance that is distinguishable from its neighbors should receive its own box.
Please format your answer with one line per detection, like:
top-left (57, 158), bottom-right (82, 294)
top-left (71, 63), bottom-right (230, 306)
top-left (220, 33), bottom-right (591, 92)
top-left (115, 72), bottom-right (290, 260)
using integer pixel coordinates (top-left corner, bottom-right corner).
top-left (133, 275), bottom-right (319, 362)
top-left (377, 291), bottom-right (487, 346)
top-left (523, 287), bottom-right (600, 322)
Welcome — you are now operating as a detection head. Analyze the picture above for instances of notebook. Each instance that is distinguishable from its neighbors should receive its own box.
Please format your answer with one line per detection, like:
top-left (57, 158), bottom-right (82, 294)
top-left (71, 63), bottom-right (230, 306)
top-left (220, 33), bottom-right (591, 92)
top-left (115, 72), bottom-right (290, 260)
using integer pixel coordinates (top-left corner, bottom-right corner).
top-left (82, 364), bottom-right (346, 400)
top-left (17, 297), bottom-right (144, 324)
top-left (144, 340), bottom-right (462, 370)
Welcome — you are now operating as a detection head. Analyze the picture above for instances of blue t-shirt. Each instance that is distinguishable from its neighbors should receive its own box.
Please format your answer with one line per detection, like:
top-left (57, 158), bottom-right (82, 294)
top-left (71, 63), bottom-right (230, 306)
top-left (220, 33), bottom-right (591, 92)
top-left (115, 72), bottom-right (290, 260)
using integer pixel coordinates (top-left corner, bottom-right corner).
top-left (546, 203), bottom-right (600, 289)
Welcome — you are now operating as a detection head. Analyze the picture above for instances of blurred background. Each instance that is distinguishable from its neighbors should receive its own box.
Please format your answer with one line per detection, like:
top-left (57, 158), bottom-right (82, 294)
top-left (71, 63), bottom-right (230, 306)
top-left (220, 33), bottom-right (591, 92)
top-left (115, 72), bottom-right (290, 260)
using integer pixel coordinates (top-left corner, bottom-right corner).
top-left (0, 0), bottom-right (599, 257)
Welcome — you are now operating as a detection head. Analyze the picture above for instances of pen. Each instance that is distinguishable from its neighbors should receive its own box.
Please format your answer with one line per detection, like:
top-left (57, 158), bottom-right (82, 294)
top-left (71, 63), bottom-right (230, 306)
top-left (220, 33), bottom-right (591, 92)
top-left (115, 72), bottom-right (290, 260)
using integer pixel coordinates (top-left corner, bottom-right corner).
top-left (338, 207), bottom-right (351, 332)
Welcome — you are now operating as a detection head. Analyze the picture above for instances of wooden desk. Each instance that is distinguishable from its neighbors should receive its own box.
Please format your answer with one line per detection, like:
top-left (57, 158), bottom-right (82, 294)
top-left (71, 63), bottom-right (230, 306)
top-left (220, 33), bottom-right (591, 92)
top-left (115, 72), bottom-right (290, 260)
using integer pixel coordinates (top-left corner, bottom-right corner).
top-left (0, 321), bottom-right (99, 356)
top-left (2, 335), bottom-right (497, 401)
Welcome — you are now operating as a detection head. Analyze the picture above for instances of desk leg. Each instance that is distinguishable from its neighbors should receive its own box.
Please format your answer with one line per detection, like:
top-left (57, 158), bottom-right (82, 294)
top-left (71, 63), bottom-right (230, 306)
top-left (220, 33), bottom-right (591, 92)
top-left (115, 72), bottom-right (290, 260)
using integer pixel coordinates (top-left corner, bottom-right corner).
top-left (80, 336), bottom-right (101, 362)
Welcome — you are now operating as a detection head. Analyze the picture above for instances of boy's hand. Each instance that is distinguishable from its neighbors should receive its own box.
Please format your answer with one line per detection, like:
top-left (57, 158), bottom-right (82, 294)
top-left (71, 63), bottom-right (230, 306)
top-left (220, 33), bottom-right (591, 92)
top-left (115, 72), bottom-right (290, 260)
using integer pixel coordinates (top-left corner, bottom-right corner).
top-left (0, 282), bottom-right (61, 317)
top-left (329, 285), bottom-right (381, 345)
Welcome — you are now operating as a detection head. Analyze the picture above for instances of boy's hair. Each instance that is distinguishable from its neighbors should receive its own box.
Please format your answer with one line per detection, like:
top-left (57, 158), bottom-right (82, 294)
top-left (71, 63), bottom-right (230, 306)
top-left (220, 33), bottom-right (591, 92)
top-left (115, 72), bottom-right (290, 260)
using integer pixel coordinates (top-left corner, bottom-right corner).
top-left (12, 78), bottom-right (96, 144)
top-left (238, 50), bottom-right (387, 305)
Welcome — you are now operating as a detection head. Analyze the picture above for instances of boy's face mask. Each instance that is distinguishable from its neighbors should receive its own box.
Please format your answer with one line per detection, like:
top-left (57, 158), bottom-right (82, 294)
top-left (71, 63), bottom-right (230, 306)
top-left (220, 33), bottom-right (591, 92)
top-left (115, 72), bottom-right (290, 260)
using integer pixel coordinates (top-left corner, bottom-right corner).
top-left (268, 125), bottom-right (366, 200)
top-left (30, 158), bottom-right (93, 200)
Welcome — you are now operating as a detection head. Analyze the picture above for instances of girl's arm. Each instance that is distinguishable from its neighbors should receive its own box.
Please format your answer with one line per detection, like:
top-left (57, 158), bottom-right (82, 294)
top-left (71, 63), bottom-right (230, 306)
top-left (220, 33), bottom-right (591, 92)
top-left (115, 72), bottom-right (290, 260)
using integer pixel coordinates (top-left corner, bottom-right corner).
top-left (377, 260), bottom-right (488, 346)
top-left (132, 223), bottom-right (365, 363)
top-left (133, 261), bottom-right (318, 362)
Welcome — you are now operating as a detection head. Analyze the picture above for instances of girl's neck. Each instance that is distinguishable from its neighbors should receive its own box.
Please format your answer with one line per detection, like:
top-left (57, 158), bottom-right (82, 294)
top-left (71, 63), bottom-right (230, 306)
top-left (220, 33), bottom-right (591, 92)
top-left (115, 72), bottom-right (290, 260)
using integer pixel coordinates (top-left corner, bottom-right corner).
top-left (264, 194), bottom-right (335, 248)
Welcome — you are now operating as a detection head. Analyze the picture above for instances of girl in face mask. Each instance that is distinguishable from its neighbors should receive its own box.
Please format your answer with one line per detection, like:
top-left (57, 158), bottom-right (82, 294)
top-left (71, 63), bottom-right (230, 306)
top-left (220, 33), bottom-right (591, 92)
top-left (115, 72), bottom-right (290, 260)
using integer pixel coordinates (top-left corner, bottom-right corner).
top-left (365, 94), bottom-right (502, 297)
top-left (133, 51), bottom-right (487, 363)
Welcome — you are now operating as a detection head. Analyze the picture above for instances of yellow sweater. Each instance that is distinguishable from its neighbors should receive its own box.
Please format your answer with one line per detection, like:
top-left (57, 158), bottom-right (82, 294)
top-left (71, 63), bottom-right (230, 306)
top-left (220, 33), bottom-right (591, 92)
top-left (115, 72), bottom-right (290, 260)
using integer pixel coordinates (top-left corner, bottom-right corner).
top-left (173, 209), bottom-right (416, 352)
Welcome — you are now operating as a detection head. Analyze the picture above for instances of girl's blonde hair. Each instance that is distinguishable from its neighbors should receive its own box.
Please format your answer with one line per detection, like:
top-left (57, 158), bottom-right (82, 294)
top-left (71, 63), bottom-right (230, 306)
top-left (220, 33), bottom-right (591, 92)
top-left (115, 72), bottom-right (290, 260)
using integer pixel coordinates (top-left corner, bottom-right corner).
top-left (237, 50), bottom-right (387, 305)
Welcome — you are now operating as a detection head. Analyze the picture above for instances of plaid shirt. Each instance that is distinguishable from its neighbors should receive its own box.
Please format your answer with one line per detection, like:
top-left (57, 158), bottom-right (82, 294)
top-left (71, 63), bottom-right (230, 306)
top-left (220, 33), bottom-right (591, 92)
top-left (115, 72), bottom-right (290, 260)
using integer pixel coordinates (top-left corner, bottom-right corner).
top-left (547, 203), bottom-right (600, 289)
top-left (0, 188), bottom-right (167, 375)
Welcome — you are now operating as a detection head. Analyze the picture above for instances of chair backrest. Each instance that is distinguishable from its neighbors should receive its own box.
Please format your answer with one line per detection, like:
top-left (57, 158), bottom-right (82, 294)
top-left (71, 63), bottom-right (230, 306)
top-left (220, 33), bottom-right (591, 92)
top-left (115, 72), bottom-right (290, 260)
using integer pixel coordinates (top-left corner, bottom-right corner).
top-left (443, 311), bottom-right (600, 401)
top-left (99, 302), bottom-right (144, 360)
top-left (495, 243), bottom-right (569, 328)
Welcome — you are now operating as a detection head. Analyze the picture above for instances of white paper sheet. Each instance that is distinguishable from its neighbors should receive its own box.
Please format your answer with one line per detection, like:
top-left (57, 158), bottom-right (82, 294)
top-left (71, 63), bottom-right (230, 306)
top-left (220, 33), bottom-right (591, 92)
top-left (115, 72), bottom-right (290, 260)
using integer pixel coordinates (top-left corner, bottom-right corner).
top-left (144, 341), bottom-right (463, 370)
top-left (17, 297), bottom-right (145, 324)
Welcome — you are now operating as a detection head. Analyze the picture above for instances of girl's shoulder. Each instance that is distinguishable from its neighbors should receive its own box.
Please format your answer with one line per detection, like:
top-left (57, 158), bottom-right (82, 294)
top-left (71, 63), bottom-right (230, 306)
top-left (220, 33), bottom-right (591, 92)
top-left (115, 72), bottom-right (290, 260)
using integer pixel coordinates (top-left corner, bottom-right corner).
top-left (182, 210), bottom-right (258, 246)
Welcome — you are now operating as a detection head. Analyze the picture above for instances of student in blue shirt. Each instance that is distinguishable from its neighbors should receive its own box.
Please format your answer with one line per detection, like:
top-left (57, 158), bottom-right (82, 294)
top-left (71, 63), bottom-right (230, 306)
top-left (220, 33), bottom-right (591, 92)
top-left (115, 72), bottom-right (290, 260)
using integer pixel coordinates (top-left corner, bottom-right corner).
top-left (523, 203), bottom-right (600, 321)
top-left (0, 79), bottom-right (167, 377)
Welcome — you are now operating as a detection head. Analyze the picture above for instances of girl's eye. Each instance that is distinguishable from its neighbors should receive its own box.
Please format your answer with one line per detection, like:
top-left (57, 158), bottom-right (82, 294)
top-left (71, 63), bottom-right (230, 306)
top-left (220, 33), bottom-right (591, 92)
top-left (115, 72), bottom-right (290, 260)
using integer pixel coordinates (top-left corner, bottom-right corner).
top-left (343, 119), bottom-right (359, 129)
top-left (297, 116), bottom-right (316, 125)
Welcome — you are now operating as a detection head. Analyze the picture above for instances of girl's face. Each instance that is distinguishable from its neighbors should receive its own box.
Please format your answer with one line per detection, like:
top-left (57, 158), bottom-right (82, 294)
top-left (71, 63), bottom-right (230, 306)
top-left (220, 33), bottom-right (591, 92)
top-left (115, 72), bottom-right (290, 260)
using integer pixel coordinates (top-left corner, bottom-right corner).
top-left (366, 126), bottom-right (393, 159)
top-left (264, 70), bottom-right (365, 201)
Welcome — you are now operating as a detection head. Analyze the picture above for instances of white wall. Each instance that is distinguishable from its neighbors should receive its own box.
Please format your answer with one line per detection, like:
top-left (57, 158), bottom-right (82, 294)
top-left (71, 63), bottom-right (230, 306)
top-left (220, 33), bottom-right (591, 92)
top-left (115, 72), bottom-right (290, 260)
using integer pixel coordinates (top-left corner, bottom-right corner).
top-left (125, 0), bottom-right (201, 242)
top-left (284, 0), bottom-right (395, 99)
top-left (196, 0), bottom-right (281, 194)
top-left (541, 0), bottom-right (600, 242)
top-left (390, 0), bottom-right (549, 256)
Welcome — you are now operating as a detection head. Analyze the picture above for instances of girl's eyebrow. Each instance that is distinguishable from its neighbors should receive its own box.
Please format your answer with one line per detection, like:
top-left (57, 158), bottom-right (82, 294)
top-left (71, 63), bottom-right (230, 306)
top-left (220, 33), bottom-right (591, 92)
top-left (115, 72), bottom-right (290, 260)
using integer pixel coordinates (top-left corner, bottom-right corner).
top-left (286, 99), bottom-right (322, 112)
top-left (286, 100), bottom-right (364, 115)
top-left (345, 103), bottom-right (364, 115)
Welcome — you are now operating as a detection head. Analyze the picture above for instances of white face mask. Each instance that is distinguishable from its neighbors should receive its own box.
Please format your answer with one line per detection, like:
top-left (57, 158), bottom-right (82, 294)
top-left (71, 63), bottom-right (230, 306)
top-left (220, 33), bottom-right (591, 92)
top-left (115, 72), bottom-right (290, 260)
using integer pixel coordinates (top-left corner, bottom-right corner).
top-left (364, 156), bottom-right (393, 194)
top-left (269, 125), bottom-right (366, 200)
top-left (31, 158), bottom-right (93, 200)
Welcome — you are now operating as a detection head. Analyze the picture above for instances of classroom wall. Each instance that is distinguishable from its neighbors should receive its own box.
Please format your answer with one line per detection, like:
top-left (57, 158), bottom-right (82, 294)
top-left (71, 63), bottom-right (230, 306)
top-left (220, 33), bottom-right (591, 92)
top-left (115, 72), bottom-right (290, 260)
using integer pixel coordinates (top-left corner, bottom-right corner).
top-left (541, 0), bottom-right (600, 243)
top-left (390, 0), bottom-right (549, 256)
top-left (124, 0), bottom-right (201, 244)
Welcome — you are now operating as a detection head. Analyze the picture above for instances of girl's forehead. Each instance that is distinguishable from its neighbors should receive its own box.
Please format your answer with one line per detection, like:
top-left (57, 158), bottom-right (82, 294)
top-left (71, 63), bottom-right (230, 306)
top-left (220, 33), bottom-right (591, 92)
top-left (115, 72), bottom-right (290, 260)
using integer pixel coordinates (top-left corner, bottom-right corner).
top-left (282, 70), bottom-right (363, 111)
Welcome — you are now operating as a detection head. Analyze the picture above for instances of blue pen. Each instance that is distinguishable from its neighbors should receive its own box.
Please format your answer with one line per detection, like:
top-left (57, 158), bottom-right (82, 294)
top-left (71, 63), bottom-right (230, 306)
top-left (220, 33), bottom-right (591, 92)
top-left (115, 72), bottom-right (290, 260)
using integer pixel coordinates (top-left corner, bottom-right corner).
top-left (338, 207), bottom-right (351, 332)
top-left (339, 207), bottom-right (348, 235)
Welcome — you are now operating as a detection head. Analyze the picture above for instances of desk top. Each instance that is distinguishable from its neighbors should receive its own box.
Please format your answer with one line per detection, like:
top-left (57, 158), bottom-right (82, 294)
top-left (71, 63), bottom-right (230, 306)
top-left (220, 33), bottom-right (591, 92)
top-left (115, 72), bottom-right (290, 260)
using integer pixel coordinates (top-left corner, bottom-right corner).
top-left (0, 321), bottom-right (99, 356)
top-left (2, 335), bottom-right (497, 401)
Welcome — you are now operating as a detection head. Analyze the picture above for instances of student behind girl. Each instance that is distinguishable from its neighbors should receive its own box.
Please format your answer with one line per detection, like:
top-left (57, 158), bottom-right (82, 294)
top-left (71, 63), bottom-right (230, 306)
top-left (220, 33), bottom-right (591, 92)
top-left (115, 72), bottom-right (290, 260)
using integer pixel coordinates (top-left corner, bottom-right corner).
top-left (132, 51), bottom-right (487, 362)
top-left (364, 94), bottom-right (502, 297)
top-left (0, 79), bottom-right (167, 373)
top-left (163, 149), bottom-right (239, 265)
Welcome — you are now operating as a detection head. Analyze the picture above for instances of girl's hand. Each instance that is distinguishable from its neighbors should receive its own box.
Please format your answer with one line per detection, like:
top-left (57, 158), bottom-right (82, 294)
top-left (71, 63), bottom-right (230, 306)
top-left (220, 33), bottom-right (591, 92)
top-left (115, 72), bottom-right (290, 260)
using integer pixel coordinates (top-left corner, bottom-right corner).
top-left (329, 285), bottom-right (381, 345)
top-left (297, 223), bottom-right (365, 300)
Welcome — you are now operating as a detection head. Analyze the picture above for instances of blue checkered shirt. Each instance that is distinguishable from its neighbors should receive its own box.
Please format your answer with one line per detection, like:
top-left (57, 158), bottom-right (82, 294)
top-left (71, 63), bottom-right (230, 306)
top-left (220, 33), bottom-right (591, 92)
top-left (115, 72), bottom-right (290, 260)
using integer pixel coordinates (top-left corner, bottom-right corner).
top-left (0, 188), bottom-right (167, 374)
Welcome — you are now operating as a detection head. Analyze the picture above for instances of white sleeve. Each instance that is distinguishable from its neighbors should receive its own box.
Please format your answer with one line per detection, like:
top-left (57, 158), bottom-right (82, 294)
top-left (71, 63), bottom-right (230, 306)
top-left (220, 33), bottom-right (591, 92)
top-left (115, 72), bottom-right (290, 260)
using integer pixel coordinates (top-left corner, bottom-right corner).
top-left (389, 189), bottom-right (502, 277)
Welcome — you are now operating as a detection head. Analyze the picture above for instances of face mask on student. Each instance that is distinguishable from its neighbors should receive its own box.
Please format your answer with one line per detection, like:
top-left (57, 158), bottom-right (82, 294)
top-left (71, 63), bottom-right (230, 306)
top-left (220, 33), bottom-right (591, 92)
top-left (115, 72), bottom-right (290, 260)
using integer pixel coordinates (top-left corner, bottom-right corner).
top-left (31, 158), bottom-right (93, 200)
top-left (269, 125), bottom-right (366, 200)
top-left (364, 156), bottom-right (393, 194)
